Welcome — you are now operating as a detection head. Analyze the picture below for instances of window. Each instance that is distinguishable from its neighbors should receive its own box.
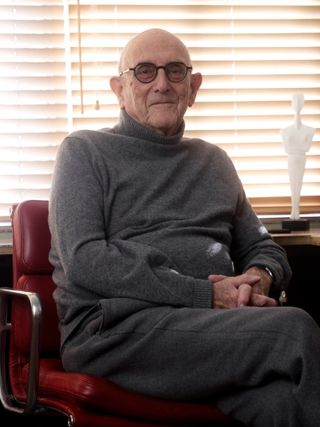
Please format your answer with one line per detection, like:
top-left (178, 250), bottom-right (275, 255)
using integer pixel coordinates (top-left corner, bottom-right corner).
top-left (1, 0), bottom-right (319, 222)
top-left (0, 0), bottom-right (69, 222)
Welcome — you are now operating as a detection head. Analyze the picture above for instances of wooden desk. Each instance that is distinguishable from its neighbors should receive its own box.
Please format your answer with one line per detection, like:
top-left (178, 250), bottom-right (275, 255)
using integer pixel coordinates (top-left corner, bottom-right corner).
top-left (271, 229), bottom-right (320, 247)
top-left (0, 244), bottom-right (12, 255)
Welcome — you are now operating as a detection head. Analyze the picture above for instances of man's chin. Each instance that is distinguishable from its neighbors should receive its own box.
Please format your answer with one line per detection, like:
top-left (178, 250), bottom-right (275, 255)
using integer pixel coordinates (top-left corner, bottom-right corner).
top-left (148, 118), bottom-right (180, 136)
top-left (150, 105), bottom-right (178, 120)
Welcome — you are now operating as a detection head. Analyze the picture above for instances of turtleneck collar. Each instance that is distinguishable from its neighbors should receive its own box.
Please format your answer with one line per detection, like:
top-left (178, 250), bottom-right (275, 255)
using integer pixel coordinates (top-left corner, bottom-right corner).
top-left (113, 109), bottom-right (185, 146)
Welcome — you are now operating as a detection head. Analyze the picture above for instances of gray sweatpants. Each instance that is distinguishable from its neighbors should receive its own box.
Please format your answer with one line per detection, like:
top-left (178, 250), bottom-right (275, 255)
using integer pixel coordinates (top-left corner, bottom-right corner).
top-left (63, 305), bottom-right (320, 427)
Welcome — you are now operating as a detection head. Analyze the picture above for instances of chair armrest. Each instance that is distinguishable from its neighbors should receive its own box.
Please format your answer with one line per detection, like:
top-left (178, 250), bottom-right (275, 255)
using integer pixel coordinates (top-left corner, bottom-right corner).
top-left (0, 287), bottom-right (42, 414)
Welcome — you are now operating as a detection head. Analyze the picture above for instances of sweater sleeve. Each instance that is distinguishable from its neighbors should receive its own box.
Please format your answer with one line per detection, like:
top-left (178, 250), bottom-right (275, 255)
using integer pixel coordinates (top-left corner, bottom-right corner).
top-left (230, 183), bottom-right (292, 293)
top-left (49, 135), bottom-right (212, 309)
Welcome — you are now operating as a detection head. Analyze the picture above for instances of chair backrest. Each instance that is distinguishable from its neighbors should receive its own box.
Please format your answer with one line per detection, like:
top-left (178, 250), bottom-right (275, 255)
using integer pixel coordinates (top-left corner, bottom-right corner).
top-left (10, 200), bottom-right (60, 400)
top-left (11, 200), bottom-right (53, 284)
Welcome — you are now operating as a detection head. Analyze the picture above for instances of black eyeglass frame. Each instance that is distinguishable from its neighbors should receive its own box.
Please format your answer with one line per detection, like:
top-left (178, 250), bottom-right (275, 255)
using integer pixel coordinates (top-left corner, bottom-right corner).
top-left (119, 62), bottom-right (193, 83)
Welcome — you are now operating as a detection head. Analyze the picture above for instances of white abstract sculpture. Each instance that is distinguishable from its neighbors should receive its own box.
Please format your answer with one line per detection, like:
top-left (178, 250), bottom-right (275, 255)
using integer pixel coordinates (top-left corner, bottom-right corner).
top-left (280, 93), bottom-right (315, 221)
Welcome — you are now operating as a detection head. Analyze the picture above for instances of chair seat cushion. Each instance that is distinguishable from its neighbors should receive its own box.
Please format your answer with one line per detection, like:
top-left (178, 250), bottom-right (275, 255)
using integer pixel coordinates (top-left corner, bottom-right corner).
top-left (35, 359), bottom-right (231, 425)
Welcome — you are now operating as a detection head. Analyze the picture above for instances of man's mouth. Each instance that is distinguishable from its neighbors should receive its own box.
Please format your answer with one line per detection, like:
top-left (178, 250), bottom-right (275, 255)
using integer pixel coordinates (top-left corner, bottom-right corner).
top-left (150, 101), bottom-right (175, 107)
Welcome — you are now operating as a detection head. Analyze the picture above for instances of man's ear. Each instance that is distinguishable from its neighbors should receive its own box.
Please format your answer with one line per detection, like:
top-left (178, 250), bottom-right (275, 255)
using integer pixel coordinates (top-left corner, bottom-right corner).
top-left (110, 76), bottom-right (125, 108)
top-left (188, 72), bottom-right (202, 107)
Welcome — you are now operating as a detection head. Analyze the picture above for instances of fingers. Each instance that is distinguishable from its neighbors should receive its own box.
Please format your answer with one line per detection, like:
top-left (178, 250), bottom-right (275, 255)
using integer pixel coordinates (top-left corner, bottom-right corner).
top-left (235, 273), bottom-right (261, 287)
top-left (237, 286), bottom-right (278, 308)
top-left (208, 273), bottom-right (260, 288)
top-left (208, 274), bottom-right (226, 283)
top-left (251, 293), bottom-right (278, 307)
top-left (236, 283), bottom-right (278, 307)
top-left (237, 284), bottom-right (252, 307)
top-left (209, 273), bottom-right (278, 309)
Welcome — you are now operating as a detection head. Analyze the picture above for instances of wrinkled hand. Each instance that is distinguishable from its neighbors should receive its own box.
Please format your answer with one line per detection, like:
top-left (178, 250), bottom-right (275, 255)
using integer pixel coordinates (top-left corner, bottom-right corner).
top-left (208, 268), bottom-right (277, 309)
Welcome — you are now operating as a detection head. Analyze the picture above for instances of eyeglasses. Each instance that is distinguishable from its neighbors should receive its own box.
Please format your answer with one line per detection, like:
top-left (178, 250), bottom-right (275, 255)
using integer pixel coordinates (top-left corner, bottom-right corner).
top-left (119, 62), bottom-right (192, 84)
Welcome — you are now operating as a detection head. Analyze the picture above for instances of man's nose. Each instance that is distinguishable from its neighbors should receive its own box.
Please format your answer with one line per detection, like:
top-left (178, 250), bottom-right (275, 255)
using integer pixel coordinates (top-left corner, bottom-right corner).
top-left (153, 68), bottom-right (170, 91)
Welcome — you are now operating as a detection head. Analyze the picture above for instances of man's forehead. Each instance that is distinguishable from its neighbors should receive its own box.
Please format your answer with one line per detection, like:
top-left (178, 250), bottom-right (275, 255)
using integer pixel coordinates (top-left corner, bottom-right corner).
top-left (126, 47), bottom-right (188, 68)
top-left (122, 31), bottom-right (190, 67)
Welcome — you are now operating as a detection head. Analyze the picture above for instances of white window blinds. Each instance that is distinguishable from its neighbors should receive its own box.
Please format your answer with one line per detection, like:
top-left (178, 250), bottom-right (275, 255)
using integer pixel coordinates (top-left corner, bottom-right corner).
top-left (0, 0), bottom-right (319, 222)
top-left (0, 0), bottom-right (69, 222)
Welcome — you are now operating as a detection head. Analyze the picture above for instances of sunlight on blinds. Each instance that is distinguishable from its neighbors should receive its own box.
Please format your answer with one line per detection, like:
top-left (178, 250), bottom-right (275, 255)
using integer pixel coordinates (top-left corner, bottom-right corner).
top-left (67, 0), bottom-right (320, 215)
top-left (0, 0), bottom-right (319, 221)
top-left (0, 0), bottom-right (69, 222)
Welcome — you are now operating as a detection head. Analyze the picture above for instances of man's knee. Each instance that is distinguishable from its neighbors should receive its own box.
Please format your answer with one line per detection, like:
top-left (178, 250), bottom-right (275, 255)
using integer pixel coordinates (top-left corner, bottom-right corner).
top-left (275, 306), bottom-right (318, 334)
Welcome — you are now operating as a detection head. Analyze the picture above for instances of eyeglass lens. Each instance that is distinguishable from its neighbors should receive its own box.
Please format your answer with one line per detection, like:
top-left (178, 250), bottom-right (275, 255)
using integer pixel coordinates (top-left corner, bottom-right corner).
top-left (135, 62), bottom-right (189, 83)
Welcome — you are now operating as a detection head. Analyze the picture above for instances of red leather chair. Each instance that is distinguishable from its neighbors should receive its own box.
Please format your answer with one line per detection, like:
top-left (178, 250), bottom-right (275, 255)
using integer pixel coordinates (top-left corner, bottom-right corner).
top-left (0, 199), bottom-right (243, 427)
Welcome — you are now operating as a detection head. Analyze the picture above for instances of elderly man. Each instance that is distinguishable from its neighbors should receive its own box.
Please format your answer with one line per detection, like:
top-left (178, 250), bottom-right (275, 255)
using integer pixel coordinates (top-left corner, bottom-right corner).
top-left (49, 28), bottom-right (320, 427)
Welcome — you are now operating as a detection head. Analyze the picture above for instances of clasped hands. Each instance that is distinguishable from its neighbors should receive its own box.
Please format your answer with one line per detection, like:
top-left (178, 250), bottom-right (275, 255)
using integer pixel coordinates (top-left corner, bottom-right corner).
top-left (209, 266), bottom-right (278, 309)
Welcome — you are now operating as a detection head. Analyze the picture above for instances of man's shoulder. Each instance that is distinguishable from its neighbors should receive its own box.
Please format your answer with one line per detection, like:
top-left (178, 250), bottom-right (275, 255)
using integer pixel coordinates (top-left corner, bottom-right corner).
top-left (57, 128), bottom-right (121, 163)
top-left (61, 128), bottom-right (119, 152)
top-left (65, 127), bottom-right (113, 141)
top-left (185, 137), bottom-right (229, 157)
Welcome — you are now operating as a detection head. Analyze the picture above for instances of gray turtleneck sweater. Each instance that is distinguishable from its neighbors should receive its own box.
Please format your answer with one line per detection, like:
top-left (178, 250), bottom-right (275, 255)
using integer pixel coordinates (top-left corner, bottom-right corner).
top-left (49, 110), bottom-right (291, 351)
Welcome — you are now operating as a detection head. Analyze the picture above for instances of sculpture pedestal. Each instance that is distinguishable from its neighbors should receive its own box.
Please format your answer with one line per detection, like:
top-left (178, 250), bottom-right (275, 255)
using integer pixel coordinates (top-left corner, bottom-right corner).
top-left (282, 219), bottom-right (310, 231)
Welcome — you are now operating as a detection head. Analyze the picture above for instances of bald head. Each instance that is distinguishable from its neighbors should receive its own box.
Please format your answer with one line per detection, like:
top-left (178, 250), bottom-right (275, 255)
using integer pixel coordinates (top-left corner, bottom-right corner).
top-left (119, 29), bottom-right (192, 72)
